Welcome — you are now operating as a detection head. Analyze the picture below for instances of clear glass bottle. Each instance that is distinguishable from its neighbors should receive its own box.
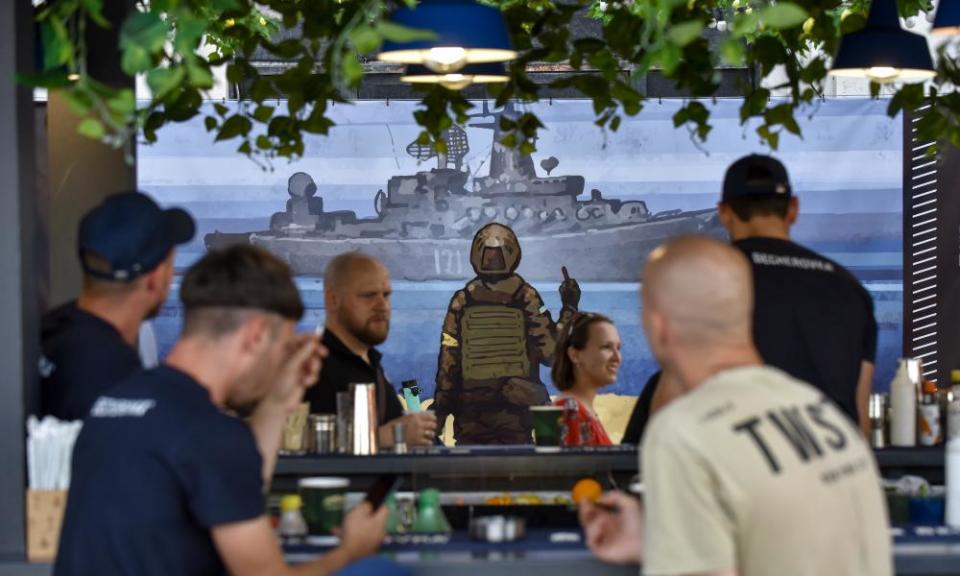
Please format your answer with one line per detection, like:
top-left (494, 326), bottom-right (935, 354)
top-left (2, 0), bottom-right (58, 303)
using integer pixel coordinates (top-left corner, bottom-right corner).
top-left (277, 494), bottom-right (308, 542)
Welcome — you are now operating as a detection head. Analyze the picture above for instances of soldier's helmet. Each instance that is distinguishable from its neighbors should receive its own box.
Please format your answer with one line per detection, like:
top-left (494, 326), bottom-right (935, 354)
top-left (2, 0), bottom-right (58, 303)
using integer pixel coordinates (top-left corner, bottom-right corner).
top-left (470, 223), bottom-right (522, 275)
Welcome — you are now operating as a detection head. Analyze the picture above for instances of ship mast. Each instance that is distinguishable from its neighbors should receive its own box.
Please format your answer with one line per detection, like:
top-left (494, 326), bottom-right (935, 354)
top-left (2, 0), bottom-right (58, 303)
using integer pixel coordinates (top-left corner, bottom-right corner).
top-left (468, 101), bottom-right (538, 181)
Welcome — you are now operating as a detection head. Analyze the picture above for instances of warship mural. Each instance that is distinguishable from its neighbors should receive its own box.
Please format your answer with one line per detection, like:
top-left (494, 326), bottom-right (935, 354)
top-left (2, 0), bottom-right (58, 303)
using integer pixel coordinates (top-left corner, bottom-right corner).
top-left (204, 102), bottom-right (725, 281)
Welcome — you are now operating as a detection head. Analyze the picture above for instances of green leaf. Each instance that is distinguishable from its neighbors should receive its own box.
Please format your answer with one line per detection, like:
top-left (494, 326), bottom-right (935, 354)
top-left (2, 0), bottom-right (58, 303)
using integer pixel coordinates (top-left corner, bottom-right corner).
top-left (349, 25), bottom-right (382, 54)
top-left (212, 0), bottom-right (243, 11)
top-left (253, 105), bottom-right (275, 122)
top-left (720, 38), bottom-right (745, 67)
top-left (120, 12), bottom-right (168, 54)
top-left (341, 54), bottom-right (364, 87)
top-left (216, 114), bottom-right (253, 141)
top-left (187, 64), bottom-right (214, 89)
top-left (17, 70), bottom-right (73, 89)
top-left (256, 135), bottom-right (272, 150)
top-left (77, 118), bottom-right (105, 140)
top-left (41, 20), bottom-right (72, 70)
top-left (121, 44), bottom-right (153, 75)
top-left (759, 3), bottom-right (809, 30)
top-left (64, 90), bottom-right (95, 115)
top-left (214, 103), bottom-right (230, 117)
top-left (658, 43), bottom-right (682, 76)
top-left (668, 21), bottom-right (705, 47)
top-left (377, 21), bottom-right (437, 43)
top-left (237, 140), bottom-right (252, 155)
top-left (106, 89), bottom-right (136, 115)
top-left (204, 116), bottom-right (218, 132)
top-left (609, 115), bottom-right (621, 131)
top-left (732, 11), bottom-right (761, 36)
top-left (147, 67), bottom-right (186, 99)
top-left (82, 0), bottom-right (111, 28)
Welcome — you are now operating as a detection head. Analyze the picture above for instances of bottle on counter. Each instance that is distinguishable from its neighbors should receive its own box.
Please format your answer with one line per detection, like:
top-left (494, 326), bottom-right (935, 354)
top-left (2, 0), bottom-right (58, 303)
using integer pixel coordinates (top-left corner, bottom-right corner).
top-left (401, 380), bottom-right (422, 413)
top-left (890, 358), bottom-right (921, 447)
top-left (949, 371), bottom-right (960, 440)
top-left (919, 380), bottom-right (943, 446)
top-left (412, 488), bottom-right (451, 534)
top-left (277, 494), bottom-right (308, 543)
top-left (947, 437), bottom-right (960, 528)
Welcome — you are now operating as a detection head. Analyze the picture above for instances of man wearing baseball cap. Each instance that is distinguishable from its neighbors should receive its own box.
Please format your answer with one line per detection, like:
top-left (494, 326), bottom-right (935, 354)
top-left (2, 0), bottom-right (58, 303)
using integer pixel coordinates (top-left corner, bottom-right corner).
top-left (718, 154), bottom-right (878, 436)
top-left (40, 191), bottom-right (195, 420)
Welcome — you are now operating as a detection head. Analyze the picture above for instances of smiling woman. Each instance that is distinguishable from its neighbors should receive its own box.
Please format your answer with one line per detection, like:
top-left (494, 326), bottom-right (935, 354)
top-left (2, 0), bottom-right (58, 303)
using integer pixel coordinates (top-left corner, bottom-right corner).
top-left (551, 312), bottom-right (620, 446)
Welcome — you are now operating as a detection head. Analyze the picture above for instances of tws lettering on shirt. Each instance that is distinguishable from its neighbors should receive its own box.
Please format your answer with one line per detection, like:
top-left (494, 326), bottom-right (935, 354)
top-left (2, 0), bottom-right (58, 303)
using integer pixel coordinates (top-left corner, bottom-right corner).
top-left (732, 400), bottom-right (851, 475)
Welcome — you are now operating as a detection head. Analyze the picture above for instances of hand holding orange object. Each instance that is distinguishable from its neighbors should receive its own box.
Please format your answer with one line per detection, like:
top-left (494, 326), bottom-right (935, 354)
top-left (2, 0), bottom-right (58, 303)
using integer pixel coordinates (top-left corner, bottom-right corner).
top-left (571, 478), bottom-right (603, 504)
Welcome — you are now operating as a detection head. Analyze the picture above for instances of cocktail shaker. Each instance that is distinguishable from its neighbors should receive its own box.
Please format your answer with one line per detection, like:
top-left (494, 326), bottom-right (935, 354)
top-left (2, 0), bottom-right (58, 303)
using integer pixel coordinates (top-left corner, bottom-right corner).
top-left (350, 382), bottom-right (379, 455)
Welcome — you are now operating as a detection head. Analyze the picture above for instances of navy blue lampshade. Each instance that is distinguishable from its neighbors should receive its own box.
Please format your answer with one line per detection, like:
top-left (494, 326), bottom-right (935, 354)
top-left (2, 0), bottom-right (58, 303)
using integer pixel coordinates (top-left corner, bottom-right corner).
top-left (829, 0), bottom-right (934, 83)
top-left (378, 0), bottom-right (517, 73)
top-left (400, 63), bottom-right (509, 89)
top-left (933, 1), bottom-right (960, 34)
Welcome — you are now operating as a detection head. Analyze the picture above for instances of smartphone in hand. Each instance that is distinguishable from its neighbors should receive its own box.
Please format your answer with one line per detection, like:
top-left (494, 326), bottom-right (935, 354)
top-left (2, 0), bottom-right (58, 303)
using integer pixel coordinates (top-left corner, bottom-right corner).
top-left (364, 474), bottom-right (399, 510)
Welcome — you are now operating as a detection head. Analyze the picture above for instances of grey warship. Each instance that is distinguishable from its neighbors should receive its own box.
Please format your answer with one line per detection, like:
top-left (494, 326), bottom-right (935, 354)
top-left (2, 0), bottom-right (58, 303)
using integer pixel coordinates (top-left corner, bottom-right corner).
top-left (204, 102), bottom-right (725, 281)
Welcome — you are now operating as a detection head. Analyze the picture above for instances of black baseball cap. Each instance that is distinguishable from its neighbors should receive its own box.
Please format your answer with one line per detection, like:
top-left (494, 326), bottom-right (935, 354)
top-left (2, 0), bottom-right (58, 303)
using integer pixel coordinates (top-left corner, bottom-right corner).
top-left (721, 154), bottom-right (792, 202)
top-left (78, 191), bottom-right (196, 282)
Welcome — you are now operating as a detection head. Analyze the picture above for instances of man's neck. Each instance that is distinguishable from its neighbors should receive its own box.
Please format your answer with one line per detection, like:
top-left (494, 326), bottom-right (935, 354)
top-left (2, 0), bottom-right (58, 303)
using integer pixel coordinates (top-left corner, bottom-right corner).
top-left (164, 338), bottom-right (233, 407)
top-left (673, 344), bottom-right (763, 393)
top-left (729, 217), bottom-right (791, 242)
top-left (326, 323), bottom-right (371, 365)
top-left (77, 294), bottom-right (142, 347)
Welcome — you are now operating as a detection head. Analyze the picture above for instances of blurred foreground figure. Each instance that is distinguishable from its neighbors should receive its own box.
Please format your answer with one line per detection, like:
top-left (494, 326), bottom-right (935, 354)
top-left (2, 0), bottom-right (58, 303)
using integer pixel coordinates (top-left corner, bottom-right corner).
top-left (580, 235), bottom-right (891, 576)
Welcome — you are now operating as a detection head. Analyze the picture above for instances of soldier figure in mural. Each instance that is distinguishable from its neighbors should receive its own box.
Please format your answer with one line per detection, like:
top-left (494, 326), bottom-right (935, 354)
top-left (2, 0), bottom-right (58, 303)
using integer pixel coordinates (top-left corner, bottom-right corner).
top-left (433, 223), bottom-right (581, 445)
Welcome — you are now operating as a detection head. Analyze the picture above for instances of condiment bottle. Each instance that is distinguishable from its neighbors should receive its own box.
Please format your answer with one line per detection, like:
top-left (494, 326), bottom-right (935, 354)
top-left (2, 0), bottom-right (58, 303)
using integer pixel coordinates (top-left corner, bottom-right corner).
top-left (277, 494), bottom-right (308, 542)
top-left (949, 370), bottom-right (960, 440)
top-left (412, 488), bottom-right (451, 534)
top-left (948, 437), bottom-right (960, 528)
top-left (919, 380), bottom-right (942, 446)
top-left (890, 358), bottom-right (920, 447)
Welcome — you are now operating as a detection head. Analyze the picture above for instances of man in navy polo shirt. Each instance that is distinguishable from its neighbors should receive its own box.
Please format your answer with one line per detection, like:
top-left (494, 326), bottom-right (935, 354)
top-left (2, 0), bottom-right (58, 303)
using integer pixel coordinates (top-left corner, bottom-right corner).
top-left (55, 245), bottom-right (388, 576)
top-left (40, 191), bottom-right (195, 420)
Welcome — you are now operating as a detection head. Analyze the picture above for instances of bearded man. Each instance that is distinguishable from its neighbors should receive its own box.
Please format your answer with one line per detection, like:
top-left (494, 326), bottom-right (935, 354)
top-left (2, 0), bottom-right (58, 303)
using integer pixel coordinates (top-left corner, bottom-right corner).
top-left (305, 252), bottom-right (436, 448)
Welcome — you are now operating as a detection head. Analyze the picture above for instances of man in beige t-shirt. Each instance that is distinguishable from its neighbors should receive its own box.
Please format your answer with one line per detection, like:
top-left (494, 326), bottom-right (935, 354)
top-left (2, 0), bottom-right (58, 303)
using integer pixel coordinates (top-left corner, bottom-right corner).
top-left (580, 236), bottom-right (891, 576)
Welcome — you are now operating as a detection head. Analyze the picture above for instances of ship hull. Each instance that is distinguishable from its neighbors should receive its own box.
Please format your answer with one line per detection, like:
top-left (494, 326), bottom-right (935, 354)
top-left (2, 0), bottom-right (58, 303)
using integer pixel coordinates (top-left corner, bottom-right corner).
top-left (239, 216), bottom-right (725, 282)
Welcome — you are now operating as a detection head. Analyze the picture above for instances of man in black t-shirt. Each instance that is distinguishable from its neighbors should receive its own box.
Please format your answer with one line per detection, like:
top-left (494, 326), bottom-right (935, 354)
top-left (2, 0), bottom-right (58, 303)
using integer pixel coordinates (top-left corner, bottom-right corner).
top-left (55, 245), bottom-right (388, 576)
top-left (305, 252), bottom-right (437, 448)
top-left (40, 191), bottom-right (195, 420)
top-left (717, 154), bottom-right (878, 435)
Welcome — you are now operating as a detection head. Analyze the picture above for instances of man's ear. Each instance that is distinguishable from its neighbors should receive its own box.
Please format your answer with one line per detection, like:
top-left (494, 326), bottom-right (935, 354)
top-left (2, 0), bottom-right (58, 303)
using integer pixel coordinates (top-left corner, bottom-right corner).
top-left (717, 202), bottom-right (735, 232)
top-left (786, 197), bottom-right (799, 225)
top-left (238, 315), bottom-right (271, 356)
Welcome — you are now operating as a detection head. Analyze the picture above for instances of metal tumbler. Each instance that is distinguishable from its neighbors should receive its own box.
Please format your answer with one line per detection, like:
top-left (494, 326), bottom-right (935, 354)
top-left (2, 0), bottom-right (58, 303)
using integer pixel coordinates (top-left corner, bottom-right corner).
top-left (349, 382), bottom-right (379, 456)
top-left (309, 414), bottom-right (337, 454)
top-left (868, 393), bottom-right (887, 449)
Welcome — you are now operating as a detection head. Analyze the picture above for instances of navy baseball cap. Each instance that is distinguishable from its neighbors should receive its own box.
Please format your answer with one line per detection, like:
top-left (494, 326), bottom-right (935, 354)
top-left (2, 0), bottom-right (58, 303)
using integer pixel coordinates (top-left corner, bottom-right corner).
top-left (722, 154), bottom-right (792, 202)
top-left (78, 191), bottom-right (196, 282)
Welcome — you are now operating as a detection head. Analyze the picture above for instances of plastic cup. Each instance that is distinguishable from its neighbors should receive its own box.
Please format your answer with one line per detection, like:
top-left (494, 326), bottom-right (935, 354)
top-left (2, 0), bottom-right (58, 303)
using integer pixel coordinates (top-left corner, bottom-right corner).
top-left (299, 477), bottom-right (349, 534)
top-left (530, 406), bottom-right (563, 446)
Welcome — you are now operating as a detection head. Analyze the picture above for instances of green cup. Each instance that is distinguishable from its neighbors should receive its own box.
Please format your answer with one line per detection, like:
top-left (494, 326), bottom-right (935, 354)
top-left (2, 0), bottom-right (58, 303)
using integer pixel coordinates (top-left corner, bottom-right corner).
top-left (299, 477), bottom-right (349, 535)
top-left (530, 406), bottom-right (564, 446)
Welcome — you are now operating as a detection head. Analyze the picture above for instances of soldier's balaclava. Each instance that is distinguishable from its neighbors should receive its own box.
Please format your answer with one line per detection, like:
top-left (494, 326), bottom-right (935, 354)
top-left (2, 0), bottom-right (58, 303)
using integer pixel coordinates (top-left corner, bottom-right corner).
top-left (470, 223), bottom-right (521, 277)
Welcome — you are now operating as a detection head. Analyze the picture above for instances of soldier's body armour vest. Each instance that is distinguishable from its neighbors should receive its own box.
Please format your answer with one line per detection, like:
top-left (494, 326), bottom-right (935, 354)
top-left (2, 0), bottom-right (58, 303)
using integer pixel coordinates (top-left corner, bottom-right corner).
top-left (460, 305), bottom-right (529, 381)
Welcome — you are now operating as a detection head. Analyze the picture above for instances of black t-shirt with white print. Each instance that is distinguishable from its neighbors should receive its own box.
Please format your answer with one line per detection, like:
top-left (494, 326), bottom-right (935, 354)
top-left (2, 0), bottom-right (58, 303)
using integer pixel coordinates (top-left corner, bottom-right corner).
top-left (735, 237), bottom-right (878, 424)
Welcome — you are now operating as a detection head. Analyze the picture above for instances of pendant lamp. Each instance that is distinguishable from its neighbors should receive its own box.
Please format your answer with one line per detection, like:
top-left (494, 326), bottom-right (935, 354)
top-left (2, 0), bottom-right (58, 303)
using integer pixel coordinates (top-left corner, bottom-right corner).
top-left (378, 0), bottom-right (517, 73)
top-left (932, 1), bottom-right (960, 35)
top-left (400, 63), bottom-right (509, 90)
top-left (829, 0), bottom-right (935, 83)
